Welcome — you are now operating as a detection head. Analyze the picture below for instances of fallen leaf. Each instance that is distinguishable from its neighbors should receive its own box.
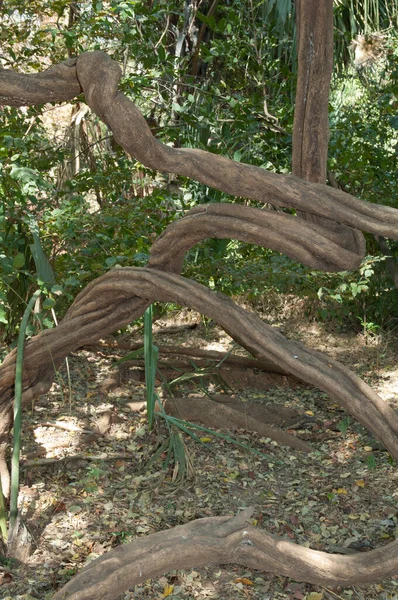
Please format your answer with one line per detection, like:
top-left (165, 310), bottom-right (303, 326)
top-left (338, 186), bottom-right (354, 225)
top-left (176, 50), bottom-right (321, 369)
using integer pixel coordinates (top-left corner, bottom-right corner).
top-left (306, 593), bottom-right (323, 600)
top-left (0, 571), bottom-right (13, 585)
top-left (234, 577), bottom-right (254, 585)
top-left (53, 501), bottom-right (67, 513)
top-left (199, 437), bottom-right (212, 442)
top-left (163, 583), bottom-right (174, 597)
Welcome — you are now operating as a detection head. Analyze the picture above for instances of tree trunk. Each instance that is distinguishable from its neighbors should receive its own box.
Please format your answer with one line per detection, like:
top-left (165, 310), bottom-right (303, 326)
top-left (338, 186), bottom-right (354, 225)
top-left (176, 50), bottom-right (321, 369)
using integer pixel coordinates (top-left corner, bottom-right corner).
top-left (292, 0), bottom-right (361, 263)
top-left (292, 0), bottom-right (333, 184)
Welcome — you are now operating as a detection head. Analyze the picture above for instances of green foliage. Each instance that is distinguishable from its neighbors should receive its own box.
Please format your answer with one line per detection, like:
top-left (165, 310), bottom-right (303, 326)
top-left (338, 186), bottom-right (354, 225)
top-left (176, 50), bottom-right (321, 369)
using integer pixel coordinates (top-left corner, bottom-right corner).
top-left (329, 52), bottom-right (398, 209)
top-left (0, 108), bottom-right (61, 341)
top-left (337, 416), bottom-right (351, 437)
top-left (316, 255), bottom-right (397, 328)
top-left (0, 0), bottom-right (397, 344)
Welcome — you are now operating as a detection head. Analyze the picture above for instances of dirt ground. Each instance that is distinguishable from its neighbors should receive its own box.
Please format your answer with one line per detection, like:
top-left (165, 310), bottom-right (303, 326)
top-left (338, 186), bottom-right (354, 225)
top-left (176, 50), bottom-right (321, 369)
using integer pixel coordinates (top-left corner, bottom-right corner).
top-left (1, 306), bottom-right (397, 600)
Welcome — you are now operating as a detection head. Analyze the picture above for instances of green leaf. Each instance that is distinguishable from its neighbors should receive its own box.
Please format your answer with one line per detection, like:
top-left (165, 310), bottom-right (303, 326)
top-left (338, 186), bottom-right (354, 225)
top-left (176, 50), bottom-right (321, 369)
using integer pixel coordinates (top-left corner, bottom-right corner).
top-left (144, 305), bottom-right (158, 430)
top-left (337, 417), bottom-right (350, 437)
top-left (29, 227), bottom-right (56, 286)
top-left (13, 253), bottom-right (25, 269)
top-left (0, 307), bottom-right (8, 325)
top-left (350, 282), bottom-right (359, 297)
top-left (196, 11), bottom-right (217, 31)
top-left (233, 150), bottom-right (242, 162)
top-left (105, 256), bottom-right (118, 267)
top-left (389, 115), bottom-right (398, 129)
top-left (42, 297), bottom-right (55, 309)
top-left (10, 289), bottom-right (41, 530)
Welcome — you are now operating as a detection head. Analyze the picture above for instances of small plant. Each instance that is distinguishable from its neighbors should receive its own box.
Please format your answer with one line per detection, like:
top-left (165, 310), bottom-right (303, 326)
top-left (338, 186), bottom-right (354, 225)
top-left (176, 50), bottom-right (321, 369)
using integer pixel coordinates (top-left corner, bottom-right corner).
top-left (326, 492), bottom-right (339, 504)
top-left (141, 307), bottom-right (278, 487)
top-left (336, 416), bottom-right (351, 437)
top-left (358, 316), bottom-right (380, 338)
top-left (110, 530), bottom-right (133, 543)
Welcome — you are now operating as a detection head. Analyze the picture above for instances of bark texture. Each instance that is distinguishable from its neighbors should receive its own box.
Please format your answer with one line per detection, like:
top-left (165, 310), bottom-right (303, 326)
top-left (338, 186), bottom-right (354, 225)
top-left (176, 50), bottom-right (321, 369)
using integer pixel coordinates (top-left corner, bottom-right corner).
top-left (292, 0), bottom-right (333, 183)
top-left (121, 342), bottom-right (291, 375)
top-left (164, 396), bottom-right (312, 452)
top-left (53, 508), bottom-right (398, 600)
top-left (1, 268), bottom-right (397, 462)
top-left (293, 0), bottom-right (345, 238)
top-left (0, 4), bottom-right (397, 592)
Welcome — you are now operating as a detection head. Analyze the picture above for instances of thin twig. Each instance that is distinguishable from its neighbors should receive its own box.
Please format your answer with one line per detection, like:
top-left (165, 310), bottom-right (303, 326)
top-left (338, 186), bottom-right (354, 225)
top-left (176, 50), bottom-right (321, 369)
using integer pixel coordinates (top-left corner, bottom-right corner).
top-left (154, 14), bottom-right (170, 49)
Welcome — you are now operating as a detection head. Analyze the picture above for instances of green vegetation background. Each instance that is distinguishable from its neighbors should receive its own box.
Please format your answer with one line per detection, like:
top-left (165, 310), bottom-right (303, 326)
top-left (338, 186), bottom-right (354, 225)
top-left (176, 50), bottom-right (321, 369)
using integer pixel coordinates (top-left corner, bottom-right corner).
top-left (0, 0), bottom-right (397, 346)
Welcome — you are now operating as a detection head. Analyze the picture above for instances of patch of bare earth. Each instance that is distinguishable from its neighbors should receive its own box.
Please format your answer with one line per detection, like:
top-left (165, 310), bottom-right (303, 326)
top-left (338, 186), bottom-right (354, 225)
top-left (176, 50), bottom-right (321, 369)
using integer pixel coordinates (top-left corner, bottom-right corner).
top-left (1, 308), bottom-right (397, 600)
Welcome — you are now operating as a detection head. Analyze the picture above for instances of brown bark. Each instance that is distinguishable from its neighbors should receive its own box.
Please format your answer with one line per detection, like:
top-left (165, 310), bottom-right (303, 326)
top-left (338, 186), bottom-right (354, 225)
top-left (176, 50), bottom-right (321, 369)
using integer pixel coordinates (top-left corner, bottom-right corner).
top-left (375, 235), bottom-right (398, 290)
top-left (292, 0), bottom-right (333, 184)
top-left (0, 32), bottom-right (397, 592)
top-left (164, 396), bottom-right (312, 452)
top-left (76, 52), bottom-right (397, 245)
top-left (0, 58), bottom-right (81, 106)
top-left (117, 342), bottom-right (290, 375)
top-left (53, 508), bottom-right (398, 600)
top-left (108, 358), bottom-right (296, 393)
top-left (1, 268), bottom-right (397, 470)
top-left (1, 54), bottom-right (398, 242)
top-left (210, 395), bottom-right (302, 426)
top-left (292, 0), bottom-right (345, 238)
top-left (149, 203), bottom-right (365, 272)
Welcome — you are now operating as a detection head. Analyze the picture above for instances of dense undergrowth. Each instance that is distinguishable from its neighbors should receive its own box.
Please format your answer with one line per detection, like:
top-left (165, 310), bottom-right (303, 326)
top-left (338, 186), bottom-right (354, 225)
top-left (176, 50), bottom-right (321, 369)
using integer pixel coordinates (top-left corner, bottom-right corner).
top-left (0, 1), bottom-right (397, 346)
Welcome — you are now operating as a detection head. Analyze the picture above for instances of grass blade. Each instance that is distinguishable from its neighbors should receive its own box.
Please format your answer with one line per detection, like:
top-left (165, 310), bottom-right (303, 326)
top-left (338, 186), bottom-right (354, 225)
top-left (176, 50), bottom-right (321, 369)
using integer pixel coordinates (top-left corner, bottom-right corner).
top-left (144, 305), bottom-right (158, 430)
top-left (10, 289), bottom-right (41, 531)
top-left (165, 415), bottom-right (280, 463)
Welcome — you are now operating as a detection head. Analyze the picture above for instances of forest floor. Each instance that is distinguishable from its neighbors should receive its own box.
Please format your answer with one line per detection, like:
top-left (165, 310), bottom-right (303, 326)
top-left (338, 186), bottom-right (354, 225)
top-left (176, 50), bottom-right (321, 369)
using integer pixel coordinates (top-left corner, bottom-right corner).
top-left (1, 303), bottom-right (398, 600)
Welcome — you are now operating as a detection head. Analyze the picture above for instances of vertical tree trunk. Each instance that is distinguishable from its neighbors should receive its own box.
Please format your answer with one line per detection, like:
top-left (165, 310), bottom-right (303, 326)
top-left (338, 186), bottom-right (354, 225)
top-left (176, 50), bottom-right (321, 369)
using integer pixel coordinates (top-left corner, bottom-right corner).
top-left (292, 0), bottom-right (339, 234)
top-left (292, 0), bottom-right (334, 184)
top-left (292, 0), bottom-right (363, 259)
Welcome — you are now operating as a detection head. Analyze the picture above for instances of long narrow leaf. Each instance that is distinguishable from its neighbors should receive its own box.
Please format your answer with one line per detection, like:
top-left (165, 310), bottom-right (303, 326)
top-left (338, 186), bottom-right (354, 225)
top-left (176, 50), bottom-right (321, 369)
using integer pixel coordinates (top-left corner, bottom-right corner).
top-left (165, 415), bottom-right (281, 463)
top-left (163, 415), bottom-right (214, 449)
top-left (143, 438), bottom-right (170, 471)
top-left (144, 305), bottom-right (158, 430)
top-left (28, 219), bottom-right (55, 286)
top-left (114, 347), bottom-right (144, 365)
top-left (10, 289), bottom-right (41, 531)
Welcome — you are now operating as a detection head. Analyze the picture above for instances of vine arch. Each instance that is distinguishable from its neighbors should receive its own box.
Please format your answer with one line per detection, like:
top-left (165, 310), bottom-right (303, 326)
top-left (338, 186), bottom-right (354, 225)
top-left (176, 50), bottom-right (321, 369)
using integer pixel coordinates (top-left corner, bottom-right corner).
top-left (0, 2), bottom-right (397, 597)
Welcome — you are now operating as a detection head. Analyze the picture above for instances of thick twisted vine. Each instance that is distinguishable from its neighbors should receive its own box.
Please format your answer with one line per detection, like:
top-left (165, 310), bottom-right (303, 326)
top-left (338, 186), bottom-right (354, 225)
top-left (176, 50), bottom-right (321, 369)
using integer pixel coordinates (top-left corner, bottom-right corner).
top-left (2, 53), bottom-right (398, 244)
top-left (1, 268), bottom-right (398, 460)
top-left (0, 47), bottom-right (397, 596)
top-left (52, 508), bottom-right (398, 600)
